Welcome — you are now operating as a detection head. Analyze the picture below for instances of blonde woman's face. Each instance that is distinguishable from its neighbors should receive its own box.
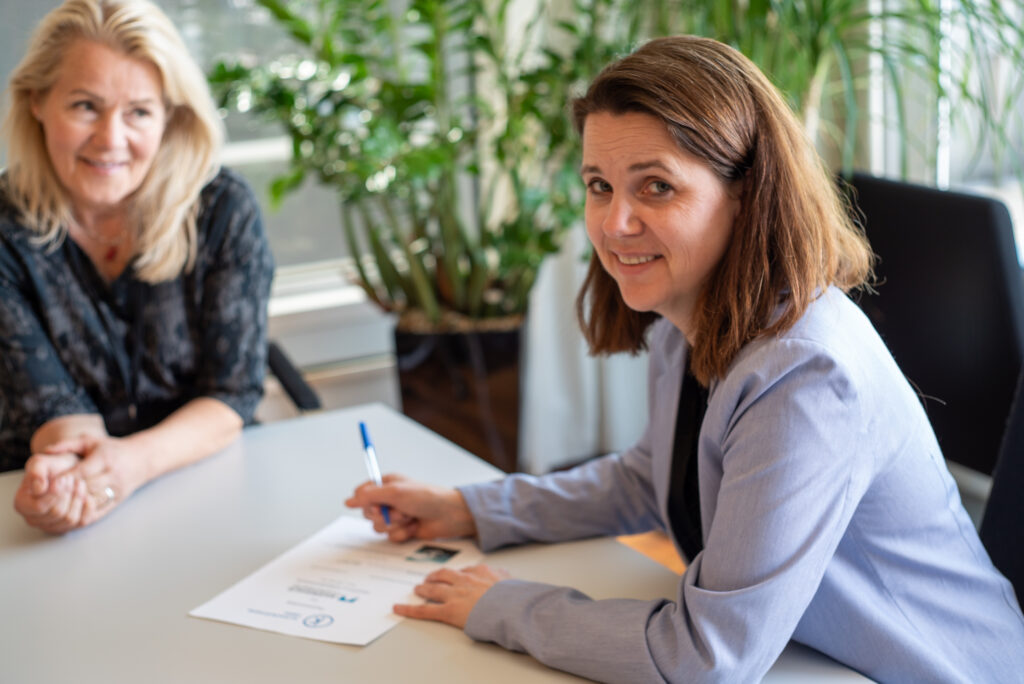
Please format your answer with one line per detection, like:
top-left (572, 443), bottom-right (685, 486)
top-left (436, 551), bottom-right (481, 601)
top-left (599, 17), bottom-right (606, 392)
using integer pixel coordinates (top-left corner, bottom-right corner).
top-left (31, 39), bottom-right (167, 221)
top-left (581, 111), bottom-right (739, 338)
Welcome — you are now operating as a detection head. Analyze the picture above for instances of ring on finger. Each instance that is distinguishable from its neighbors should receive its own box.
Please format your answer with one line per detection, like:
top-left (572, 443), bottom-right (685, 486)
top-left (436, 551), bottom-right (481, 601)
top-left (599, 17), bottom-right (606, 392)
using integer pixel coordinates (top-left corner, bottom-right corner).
top-left (103, 485), bottom-right (116, 504)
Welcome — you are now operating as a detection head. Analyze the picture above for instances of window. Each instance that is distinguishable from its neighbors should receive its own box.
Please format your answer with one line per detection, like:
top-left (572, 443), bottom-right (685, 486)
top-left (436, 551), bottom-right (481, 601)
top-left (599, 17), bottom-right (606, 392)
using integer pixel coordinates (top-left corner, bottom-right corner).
top-left (944, 0), bottom-right (1024, 248)
top-left (868, 0), bottom-right (1024, 249)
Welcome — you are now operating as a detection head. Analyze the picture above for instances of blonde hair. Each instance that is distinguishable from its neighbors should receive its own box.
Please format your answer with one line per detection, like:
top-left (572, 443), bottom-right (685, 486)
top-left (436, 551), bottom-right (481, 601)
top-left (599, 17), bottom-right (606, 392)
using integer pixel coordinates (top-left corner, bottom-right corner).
top-left (1, 0), bottom-right (223, 282)
top-left (574, 36), bottom-right (873, 385)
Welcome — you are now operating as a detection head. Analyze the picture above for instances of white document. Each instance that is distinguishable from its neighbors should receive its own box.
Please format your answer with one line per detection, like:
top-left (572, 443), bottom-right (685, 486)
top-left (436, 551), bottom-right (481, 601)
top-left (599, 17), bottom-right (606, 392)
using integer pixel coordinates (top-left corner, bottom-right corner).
top-left (189, 515), bottom-right (483, 646)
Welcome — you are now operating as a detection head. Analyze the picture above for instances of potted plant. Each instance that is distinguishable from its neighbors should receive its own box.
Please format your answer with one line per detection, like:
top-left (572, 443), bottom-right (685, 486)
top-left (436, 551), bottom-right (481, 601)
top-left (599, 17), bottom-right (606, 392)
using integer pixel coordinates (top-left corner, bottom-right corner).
top-left (208, 0), bottom-right (626, 471)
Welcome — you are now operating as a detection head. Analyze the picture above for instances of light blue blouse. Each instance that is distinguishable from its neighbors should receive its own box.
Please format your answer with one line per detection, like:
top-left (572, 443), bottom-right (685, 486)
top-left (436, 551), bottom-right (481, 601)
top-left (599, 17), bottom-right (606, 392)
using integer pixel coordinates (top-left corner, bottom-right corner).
top-left (460, 288), bottom-right (1024, 683)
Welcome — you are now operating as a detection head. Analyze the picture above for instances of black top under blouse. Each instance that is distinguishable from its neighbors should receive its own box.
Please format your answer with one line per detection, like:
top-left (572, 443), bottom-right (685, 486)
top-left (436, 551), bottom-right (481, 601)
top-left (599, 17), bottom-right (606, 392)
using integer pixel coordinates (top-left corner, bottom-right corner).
top-left (0, 168), bottom-right (274, 471)
top-left (667, 362), bottom-right (709, 561)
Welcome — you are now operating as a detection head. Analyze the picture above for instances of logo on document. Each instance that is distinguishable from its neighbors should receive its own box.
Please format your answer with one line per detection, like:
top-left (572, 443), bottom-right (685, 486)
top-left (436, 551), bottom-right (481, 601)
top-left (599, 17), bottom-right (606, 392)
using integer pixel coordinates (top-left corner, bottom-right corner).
top-left (302, 614), bottom-right (334, 628)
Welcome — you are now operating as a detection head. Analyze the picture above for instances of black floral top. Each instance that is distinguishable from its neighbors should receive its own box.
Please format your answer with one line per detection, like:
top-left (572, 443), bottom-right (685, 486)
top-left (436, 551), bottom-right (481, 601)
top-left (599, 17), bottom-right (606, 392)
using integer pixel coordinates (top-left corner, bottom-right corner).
top-left (0, 168), bottom-right (274, 471)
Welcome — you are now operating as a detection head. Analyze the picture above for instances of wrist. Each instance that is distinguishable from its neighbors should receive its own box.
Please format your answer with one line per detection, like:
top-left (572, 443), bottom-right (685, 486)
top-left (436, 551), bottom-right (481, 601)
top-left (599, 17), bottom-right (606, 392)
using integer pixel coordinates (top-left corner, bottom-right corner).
top-left (30, 414), bottom-right (107, 454)
top-left (118, 432), bottom-right (161, 488)
top-left (450, 489), bottom-right (478, 539)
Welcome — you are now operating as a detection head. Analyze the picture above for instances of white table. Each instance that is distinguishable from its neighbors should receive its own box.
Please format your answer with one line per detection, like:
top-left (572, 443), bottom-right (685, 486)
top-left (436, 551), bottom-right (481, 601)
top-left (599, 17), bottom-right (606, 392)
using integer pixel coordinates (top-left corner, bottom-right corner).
top-left (0, 404), bottom-right (870, 682)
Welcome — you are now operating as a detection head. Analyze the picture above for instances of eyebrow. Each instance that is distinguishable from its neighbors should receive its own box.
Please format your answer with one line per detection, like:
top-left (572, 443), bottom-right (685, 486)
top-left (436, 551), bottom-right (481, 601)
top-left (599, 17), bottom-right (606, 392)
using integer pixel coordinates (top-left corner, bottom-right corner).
top-left (67, 88), bottom-right (160, 107)
top-left (580, 160), bottom-right (674, 175)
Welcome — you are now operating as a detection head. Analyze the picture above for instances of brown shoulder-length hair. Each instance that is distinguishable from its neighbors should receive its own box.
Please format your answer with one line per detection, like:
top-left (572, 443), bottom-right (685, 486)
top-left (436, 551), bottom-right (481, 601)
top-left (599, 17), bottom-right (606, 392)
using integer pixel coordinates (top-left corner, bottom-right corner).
top-left (573, 35), bottom-right (873, 385)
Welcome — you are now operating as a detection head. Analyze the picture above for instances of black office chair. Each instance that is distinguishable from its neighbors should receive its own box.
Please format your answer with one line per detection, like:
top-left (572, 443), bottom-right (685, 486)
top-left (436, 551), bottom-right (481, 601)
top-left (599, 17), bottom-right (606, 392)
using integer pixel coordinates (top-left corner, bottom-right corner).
top-left (981, 371), bottom-right (1024, 601)
top-left (847, 172), bottom-right (1024, 476)
top-left (847, 173), bottom-right (1024, 601)
top-left (267, 340), bottom-right (322, 411)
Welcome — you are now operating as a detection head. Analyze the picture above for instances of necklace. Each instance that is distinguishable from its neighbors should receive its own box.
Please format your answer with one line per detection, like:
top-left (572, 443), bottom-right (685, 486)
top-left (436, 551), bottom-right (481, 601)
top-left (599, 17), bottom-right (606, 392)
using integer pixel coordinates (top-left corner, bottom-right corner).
top-left (70, 219), bottom-right (130, 262)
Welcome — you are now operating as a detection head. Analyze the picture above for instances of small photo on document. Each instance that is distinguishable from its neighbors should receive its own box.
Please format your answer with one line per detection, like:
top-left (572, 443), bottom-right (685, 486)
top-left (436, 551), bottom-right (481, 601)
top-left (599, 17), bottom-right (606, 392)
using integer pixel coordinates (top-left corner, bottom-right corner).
top-left (406, 544), bottom-right (460, 563)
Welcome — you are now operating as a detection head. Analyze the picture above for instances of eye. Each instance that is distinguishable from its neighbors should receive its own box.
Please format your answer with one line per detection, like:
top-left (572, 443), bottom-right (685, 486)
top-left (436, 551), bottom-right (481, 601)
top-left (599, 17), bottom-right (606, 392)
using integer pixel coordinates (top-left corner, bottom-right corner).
top-left (646, 179), bottom-right (673, 195)
top-left (71, 100), bottom-right (97, 112)
top-left (585, 178), bottom-right (612, 194)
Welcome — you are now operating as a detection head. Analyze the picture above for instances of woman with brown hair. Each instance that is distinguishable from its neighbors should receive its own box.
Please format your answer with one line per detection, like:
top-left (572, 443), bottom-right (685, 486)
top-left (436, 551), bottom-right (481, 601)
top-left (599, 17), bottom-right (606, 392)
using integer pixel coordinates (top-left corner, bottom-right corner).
top-left (347, 36), bottom-right (1024, 682)
top-left (0, 0), bottom-right (273, 531)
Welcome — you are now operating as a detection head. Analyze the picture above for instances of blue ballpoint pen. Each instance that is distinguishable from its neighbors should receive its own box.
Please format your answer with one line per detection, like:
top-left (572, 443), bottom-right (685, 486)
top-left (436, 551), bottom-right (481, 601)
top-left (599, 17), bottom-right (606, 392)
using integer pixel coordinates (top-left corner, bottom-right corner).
top-left (359, 421), bottom-right (390, 524)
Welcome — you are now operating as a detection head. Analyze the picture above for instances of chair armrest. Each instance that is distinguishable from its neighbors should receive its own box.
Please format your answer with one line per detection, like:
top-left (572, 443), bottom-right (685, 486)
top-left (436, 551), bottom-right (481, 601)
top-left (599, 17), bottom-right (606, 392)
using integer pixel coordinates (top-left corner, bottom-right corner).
top-left (267, 341), bottom-right (322, 411)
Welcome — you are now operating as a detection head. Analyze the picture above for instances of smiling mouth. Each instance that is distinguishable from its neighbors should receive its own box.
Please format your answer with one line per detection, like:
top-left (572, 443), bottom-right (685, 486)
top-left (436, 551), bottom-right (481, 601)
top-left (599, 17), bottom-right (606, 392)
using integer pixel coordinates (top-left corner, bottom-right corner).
top-left (617, 254), bottom-right (660, 266)
top-left (82, 159), bottom-right (128, 169)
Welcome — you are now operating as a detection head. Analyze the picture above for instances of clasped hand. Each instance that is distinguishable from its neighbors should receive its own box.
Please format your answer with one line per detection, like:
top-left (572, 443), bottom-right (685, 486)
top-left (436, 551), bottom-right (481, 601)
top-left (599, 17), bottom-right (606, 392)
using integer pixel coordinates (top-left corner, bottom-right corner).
top-left (13, 435), bottom-right (141, 534)
top-left (345, 473), bottom-right (511, 629)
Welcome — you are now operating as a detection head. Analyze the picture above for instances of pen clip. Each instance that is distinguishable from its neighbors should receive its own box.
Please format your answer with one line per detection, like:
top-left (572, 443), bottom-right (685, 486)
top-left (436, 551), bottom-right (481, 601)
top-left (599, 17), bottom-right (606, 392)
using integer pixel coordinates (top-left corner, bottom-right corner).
top-left (359, 421), bottom-right (383, 483)
top-left (359, 421), bottom-right (371, 449)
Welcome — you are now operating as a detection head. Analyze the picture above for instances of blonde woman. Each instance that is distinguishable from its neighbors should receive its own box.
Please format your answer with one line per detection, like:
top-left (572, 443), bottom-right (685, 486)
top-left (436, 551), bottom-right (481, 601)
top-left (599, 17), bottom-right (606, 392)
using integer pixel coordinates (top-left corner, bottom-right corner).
top-left (0, 0), bottom-right (273, 532)
top-left (347, 37), bottom-right (1024, 682)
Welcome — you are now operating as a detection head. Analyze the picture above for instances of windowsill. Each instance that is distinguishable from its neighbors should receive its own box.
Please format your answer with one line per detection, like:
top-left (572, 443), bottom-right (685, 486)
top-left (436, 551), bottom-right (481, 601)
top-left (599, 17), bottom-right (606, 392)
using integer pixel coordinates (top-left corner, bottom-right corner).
top-left (269, 258), bottom-right (367, 317)
top-left (268, 260), bottom-right (395, 368)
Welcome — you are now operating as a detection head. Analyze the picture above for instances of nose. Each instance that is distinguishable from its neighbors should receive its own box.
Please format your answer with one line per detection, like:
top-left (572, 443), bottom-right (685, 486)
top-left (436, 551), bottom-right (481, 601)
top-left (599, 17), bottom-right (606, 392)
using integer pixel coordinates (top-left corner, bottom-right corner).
top-left (92, 111), bottom-right (127, 148)
top-left (602, 194), bottom-right (642, 238)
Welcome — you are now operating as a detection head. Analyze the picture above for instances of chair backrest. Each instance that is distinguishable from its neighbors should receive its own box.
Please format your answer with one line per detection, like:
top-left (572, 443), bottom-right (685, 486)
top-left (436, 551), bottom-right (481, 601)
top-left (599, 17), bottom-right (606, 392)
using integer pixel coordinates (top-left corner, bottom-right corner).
top-left (980, 371), bottom-right (1024, 603)
top-left (847, 173), bottom-right (1024, 476)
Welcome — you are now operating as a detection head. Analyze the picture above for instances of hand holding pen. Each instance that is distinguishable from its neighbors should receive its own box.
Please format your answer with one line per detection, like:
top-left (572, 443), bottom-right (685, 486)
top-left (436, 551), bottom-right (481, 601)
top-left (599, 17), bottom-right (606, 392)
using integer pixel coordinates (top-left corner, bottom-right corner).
top-left (359, 421), bottom-right (390, 524)
top-left (345, 459), bottom-right (478, 542)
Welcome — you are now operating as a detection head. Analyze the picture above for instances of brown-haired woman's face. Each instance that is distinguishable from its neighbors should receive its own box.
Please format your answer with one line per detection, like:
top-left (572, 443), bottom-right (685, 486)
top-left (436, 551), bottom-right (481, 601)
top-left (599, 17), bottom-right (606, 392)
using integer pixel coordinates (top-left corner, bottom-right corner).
top-left (581, 111), bottom-right (739, 337)
top-left (31, 39), bottom-right (167, 221)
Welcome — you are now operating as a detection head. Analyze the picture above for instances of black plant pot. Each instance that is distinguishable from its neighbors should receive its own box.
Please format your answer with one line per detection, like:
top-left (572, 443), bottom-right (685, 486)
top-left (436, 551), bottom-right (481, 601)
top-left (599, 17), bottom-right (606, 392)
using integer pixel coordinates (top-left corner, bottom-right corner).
top-left (394, 327), bottom-right (521, 473)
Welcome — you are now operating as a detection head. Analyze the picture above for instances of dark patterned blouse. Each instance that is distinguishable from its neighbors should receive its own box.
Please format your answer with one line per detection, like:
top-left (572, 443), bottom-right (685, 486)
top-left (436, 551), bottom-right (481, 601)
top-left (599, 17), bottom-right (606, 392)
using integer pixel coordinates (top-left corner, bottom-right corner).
top-left (0, 167), bottom-right (274, 472)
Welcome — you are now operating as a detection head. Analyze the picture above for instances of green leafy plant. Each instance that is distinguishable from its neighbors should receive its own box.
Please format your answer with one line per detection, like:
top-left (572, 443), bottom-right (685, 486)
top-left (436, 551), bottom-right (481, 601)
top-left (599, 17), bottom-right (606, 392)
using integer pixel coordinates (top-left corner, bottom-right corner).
top-left (209, 0), bottom-right (631, 330)
top-left (210, 0), bottom-right (1023, 333)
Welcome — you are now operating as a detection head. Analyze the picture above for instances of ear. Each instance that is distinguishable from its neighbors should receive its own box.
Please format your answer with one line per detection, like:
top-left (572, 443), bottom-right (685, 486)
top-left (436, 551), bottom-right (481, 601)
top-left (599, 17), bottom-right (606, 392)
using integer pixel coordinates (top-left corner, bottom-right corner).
top-left (729, 181), bottom-right (745, 219)
top-left (29, 92), bottom-right (43, 122)
top-left (726, 178), bottom-right (744, 220)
